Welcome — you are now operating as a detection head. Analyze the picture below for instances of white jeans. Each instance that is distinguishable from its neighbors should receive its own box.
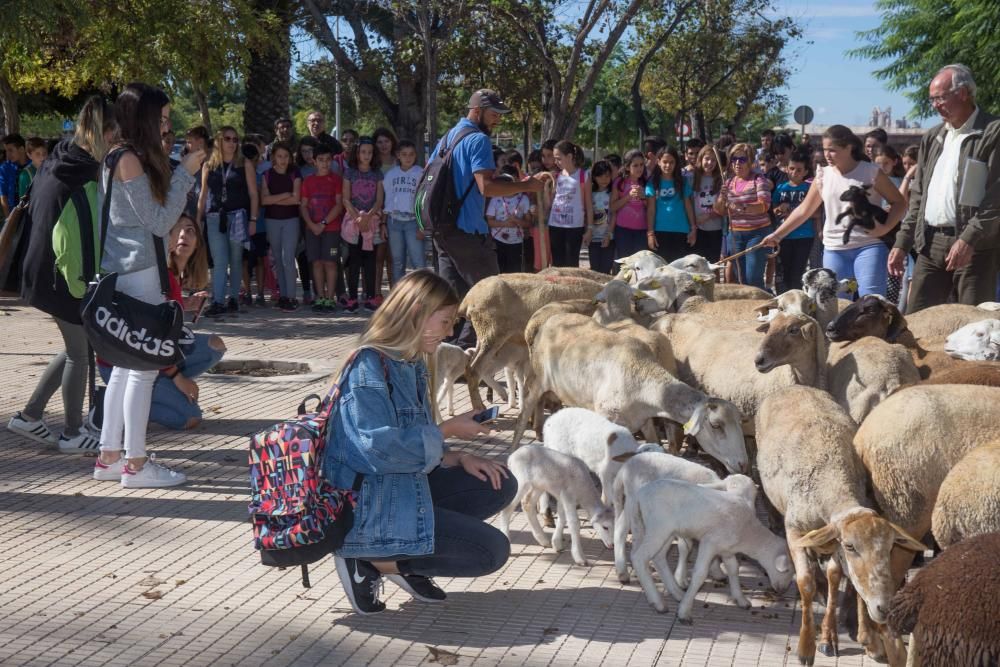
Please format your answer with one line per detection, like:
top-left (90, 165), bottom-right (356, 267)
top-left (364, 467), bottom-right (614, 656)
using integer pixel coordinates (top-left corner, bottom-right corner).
top-left (99, 266), bottom-right (163, 458)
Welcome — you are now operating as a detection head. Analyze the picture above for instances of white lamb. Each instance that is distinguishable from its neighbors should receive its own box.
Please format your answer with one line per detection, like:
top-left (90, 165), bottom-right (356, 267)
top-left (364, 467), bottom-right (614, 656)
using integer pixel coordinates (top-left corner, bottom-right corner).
top-left (627, 478), bottom-right (793, 621)
top-left (434, 343), bottom-right (505, 416)
top-left (499, 445), bottom-right (615, 566)
top-left (944, 318), bottom-right (1000, 361)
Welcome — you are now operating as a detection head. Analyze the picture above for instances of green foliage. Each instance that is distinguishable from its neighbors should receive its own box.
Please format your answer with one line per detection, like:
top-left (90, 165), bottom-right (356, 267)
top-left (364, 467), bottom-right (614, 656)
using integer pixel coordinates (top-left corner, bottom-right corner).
top-left (850, 0), bottom-right (1000, 117)
top-left (571, 49), bottom-right (639, 154)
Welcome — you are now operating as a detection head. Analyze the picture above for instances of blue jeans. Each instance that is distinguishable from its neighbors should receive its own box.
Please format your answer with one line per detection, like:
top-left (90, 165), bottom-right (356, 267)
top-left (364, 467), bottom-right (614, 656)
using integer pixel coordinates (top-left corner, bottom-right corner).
top-left (99, 333), bottom-right (225, 430)
top-left (823, 242), bottom-right (888, 297)
top-left (729, 227), bottom-right (772, 290)
top-left (387, 215), bottom-right (425, 278)
top-left (206, 212), bottom-right (244, 302)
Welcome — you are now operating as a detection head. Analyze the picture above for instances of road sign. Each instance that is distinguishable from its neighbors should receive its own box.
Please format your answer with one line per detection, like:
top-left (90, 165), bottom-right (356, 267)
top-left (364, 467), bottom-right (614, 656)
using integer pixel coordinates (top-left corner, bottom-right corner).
top-left (62, 119), bottom-right (74, 132)
top-left (595, 105), bottom-right (603, 125)
top-left (675, 121), bottom-right (691, 138)
top-left (793, 105), bottom-right (814, 125)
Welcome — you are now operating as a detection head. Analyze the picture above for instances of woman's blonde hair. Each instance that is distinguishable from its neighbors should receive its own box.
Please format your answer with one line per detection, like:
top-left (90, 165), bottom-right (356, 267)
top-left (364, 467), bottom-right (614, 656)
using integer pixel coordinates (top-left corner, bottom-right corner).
top-left (206, 126), bottom-right (244, 171)
top-left (73, 96), bottom-right (118, 162)
top-left (169, 215), bottom-right (209, 290)
top-left (356, 270), bottom-right (459, 418)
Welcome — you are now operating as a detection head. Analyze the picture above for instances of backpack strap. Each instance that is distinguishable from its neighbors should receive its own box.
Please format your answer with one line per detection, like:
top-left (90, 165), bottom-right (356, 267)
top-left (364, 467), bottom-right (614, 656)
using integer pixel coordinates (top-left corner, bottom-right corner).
top-left (71, 188), bottom-right (96, 289)
top-left (443, 126), bottom-right (483, 211)
top-left (100, 148), bottom-right (171, 296)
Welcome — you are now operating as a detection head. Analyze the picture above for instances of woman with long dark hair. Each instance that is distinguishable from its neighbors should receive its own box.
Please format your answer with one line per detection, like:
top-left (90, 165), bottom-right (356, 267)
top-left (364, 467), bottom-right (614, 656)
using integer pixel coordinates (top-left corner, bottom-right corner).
top-left (93, 83), bottom-right (206, 488)
top-left (372, 127), bottom-right (399, 298)
top-left (10, 96), bottom-right (118, 454)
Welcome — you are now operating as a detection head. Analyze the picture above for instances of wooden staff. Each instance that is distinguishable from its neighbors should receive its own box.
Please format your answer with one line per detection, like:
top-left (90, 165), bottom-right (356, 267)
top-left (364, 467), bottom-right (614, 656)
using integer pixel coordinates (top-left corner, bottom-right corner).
top-left (535, 172), bottom-right (555, 270)
top-left (715, 241), bottom-right (780, 265)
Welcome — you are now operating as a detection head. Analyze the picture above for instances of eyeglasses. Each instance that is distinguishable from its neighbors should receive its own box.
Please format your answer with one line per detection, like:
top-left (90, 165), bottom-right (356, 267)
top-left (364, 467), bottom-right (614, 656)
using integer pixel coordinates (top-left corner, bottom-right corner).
top-left (929, 89), bottom-right (958, 105)
top-left (730, 156), bottom-right (748, 164)
top-left (223, 136), bottom-right (239, 143)
top-left (308, 117), bottom-right (323, 124)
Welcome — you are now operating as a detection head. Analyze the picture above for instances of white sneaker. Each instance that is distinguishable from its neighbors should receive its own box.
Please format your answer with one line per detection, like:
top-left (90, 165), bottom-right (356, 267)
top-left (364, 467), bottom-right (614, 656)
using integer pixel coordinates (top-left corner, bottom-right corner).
top-left (120, 454), bottom-right (187, 488)
top-left (7, 413), bottom-right (58, 446)
top-left (58, 431), bottom-right (102, 455)
top-left (93, 457), bottom-right (125, 481)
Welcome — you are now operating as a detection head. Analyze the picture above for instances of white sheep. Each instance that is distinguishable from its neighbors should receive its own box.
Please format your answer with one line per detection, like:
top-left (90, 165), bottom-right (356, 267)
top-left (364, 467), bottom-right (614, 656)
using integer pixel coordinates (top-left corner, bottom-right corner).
top-left (468, 342), bottom-right (529, 411)
top-left (943, 318), bottom-right (1000, 361)
top-left (516, 312), bottom-right (749, 474)
top-left (592, 279), bottom-right (645, 326)
top-left (712, 283), bottom-right (774, 300)
top-left (633, 266), bottom-right (715, 316)
top-left (756, 386), bottom-right (925, 664)
top-left (675, 289), bottom-right (819, 326)
top-left (434, 343), bottom-right (506, 416)
top-left (905, 303), bottom-right (1000, 340)
top-left (931, 441), bottom-right (1000, 548)
top-left (626, 477), bottom-right (793, 621)
top-left (499, 444), bottom-right (615, 566)
top-left (538, 266), bottom-right (613, 284)
top-left (613, 250), bottom-right (666, 283)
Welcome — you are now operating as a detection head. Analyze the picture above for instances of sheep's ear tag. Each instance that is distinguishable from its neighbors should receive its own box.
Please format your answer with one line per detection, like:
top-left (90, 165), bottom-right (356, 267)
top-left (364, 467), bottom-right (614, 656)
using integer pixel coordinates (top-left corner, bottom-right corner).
top-left (648, 279), bottom-right (662, 289)
top-left (682, 419), bottom-right (694, 434)
top-left (633, 290), bottom-right (649, 299)
top-left (846, 279), bottom-right (858, 293)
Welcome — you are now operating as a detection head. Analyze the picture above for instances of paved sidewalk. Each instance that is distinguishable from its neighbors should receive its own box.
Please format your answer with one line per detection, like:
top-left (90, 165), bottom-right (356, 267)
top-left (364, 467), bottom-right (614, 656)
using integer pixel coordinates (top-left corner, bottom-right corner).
top-left (0, 296), bottom-right (887, 666)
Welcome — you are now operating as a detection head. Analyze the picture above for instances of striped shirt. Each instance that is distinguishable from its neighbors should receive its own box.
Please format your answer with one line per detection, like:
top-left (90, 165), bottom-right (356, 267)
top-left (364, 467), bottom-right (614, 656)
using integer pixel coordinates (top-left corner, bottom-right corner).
top-left (724, 174), bottom-right (772, 231)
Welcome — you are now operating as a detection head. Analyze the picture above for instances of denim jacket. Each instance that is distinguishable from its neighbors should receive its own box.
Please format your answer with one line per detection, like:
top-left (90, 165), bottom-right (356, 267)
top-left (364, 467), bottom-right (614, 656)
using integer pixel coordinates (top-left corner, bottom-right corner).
top-left (323, 348), bottom-right (446, 558)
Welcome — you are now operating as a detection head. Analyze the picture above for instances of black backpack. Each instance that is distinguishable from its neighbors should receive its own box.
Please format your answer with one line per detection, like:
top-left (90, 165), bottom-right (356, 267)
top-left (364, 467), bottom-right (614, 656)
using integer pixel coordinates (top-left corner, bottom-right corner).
top-left (414, 126), bottom-right (481, 236)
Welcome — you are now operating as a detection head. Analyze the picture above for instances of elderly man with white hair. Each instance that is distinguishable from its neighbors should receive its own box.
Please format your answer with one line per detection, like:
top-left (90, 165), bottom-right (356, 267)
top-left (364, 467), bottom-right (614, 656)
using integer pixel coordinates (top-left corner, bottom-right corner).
top-left (888, 64), bottom-right (1000, 313)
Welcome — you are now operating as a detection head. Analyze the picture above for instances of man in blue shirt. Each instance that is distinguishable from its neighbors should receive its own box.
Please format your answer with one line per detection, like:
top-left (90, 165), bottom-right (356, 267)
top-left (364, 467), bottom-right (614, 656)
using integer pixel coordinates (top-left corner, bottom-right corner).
top-left (432, 89), bottom-right (544, 348)
top-left (1, 134), bottom-right (29, 218)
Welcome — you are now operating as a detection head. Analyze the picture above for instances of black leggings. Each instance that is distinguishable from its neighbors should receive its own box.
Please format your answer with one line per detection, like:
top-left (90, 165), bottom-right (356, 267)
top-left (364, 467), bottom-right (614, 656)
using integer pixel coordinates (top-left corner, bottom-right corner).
top-left (549, 226), bottom-right (585, 267)
top-left (297, 250), bottom-right (311, 295)
top-left (395, 466), bottom-right (517, 578)
top-left (495, 241), bottom-right (524, 273)
top-left (779, 237), bottom-right (814, 291)
top-left (654, 231), bottom-right (689, 263)
top-left (344, 241), bottom-right (376, 300)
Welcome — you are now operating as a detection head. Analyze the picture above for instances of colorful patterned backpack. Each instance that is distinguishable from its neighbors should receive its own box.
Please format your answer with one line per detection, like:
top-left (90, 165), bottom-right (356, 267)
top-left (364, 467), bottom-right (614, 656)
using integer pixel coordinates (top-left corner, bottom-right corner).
top-left (248, 350), bottom-right (389, 587)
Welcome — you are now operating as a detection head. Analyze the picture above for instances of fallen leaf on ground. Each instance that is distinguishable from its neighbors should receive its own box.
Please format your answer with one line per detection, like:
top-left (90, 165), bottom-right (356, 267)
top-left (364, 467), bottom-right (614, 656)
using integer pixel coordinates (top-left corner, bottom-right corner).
top-left (426, 647), bottom-right (461, 665)
top-left (208, 406), bottom-right (222, 413)
top-left (174, 579), bottom-right (187, 586)
top-left (138, 576), bottom-right (166, 587)
top-left (141, 590), bottom-right (163, 600)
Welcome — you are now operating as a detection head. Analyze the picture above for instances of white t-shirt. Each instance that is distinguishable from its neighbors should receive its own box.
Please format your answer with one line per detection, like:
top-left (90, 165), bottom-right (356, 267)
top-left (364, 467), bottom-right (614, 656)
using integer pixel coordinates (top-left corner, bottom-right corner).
top-left (487, 193), bottom-right (530, 244)
top-left (817, 161), bottom-right (883, 250)
top-left (383, 164), bottom-right (421, 218)
top-left (548, 169), bottom-right (586, 228)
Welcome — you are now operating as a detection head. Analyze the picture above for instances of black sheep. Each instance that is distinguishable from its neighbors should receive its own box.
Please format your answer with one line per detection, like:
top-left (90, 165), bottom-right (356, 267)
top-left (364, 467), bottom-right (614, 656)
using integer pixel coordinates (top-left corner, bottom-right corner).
top-left (836, 185), bottom-right (887, 245)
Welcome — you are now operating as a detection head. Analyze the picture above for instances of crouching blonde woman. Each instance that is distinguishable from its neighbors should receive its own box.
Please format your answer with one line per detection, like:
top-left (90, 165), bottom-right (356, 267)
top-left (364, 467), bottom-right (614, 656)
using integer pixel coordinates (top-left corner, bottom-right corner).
top-left (325, 269), bottom-right (517, 614)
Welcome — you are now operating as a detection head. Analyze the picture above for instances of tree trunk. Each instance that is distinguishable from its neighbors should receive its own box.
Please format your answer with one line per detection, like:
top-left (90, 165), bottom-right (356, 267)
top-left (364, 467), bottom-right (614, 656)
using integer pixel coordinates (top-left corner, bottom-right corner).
top-left (243, 0), bottom-right (291, 139)
top-left (522, 112), bottom-right (530, 158)
top-left (194, 85), bottom-right (213, 134)
top-left (0, 75), bottom-right (19, 135)
top-left (416, 5), bottom-right (437, 162)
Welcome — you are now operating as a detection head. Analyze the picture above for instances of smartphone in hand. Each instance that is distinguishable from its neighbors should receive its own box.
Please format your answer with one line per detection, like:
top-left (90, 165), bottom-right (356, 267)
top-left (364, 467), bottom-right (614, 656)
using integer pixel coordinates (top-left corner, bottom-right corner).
top-left (472, 406), bottom-right (500, 424)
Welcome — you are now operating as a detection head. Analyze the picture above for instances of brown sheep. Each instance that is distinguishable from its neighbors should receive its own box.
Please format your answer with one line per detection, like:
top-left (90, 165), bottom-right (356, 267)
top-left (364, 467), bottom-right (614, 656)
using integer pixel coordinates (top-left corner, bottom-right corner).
top-left (904, 303), bottom-right (996, 340)
top-left (887, 532), bottom-right (1000, 667)
top-left (931, 442), bottom-right (1000, 548)
top-left (921, 363), bottom-right (1000, 387)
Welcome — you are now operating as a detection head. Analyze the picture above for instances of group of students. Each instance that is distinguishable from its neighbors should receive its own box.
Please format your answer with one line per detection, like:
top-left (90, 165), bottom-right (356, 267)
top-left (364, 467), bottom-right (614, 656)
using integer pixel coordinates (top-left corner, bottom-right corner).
top-left (177, 123), bottom-right (428, 318)
top-left (482, 127), bottom-right (917, 303)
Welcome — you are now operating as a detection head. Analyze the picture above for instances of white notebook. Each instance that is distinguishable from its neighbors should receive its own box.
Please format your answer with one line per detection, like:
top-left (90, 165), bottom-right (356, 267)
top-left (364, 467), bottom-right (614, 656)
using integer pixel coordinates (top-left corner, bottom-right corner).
top-left (959, 158), bottom-right (988, 208)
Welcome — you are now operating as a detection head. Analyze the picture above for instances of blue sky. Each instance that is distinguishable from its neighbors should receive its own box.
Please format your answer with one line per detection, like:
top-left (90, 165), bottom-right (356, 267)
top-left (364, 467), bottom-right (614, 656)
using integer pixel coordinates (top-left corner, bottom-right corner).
top-left (772, 0), bottom-right (920, 126)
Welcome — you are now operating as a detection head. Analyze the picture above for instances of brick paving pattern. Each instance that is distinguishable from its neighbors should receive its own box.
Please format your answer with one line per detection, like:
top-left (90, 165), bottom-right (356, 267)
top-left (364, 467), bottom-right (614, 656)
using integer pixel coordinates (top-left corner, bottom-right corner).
top-left (0, 295), bottom-right (892, 666)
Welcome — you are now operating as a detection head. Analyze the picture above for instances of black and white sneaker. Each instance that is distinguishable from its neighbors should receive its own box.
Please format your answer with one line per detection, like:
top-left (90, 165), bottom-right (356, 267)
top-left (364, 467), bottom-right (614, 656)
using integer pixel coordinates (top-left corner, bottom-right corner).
top-left (334, 557), bottom-right (386, 615)
top-left (386, 574), bottom-right (447, 602)
top-left (7, 413), bottom-right (58, 446)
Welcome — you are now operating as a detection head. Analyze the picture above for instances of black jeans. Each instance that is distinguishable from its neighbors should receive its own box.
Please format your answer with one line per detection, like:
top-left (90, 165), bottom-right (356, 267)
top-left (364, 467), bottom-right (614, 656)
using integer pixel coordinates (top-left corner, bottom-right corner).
top-left (588, 241), bottom-right (615, 275)
top-left (495, 241), bottom-right (524, 273)
top-left (393, 465), bottom-right (517, 578)
top-left (549, 226), bottom-right (585, 267)
top-left (344, 241), bottom-right (376, 301)
top-left (654, 231), bottom-right (689, 263)
top-left (435, 229), bottom-right (500, 349)
top-left (692, 229), bottom-right (723, 264)
top-left (779, 236), bottom-right (814, 291)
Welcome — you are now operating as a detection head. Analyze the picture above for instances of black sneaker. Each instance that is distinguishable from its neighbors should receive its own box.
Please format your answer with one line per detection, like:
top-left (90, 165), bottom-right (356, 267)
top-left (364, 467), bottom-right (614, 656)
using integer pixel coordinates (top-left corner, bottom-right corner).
top-left (205, 302), bottom-right (227, 318)
top-left (255, 295), bottom-right (266, 307)
top-left (226, 298), bottom-right (240, 316)
top-left (278, 298), bottom-right (295, 313)
top-left (386, 574), bottom-right (447, 602)
top-left (334, 557), bottom-right (386, 615)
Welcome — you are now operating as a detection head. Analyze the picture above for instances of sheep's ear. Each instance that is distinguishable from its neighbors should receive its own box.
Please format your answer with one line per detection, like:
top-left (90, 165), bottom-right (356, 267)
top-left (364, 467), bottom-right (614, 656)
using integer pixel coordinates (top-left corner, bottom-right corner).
top-left (607, 432), bottom-right (618, 447)
top-left (884, 305), bottom-right (908, 343)
top-left (754, 299), bottom-right (778, 316)
top-left (755, 321), bottom-right (771, 333)
top-left (647, 279), bottom-right (662, 289)
top-left (612, 452), bottom-right (637, 463)
top-left (775, 554), bottom-right (791, 573)
top-left (794, 524), bottom-right (840, 555)
top-left (890, 523), bottom-right (926, 552)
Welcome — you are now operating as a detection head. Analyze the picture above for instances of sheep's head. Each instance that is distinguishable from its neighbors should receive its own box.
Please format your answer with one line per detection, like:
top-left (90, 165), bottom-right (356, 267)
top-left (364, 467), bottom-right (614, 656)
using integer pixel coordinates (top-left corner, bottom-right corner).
top-left (826, 294), bottom-right (908, 342)
top-left (589, 506), bottom-right (615, 548)
top-left (762, 542), bottom-right (794, 596)
top-left (613, 250), bottom-right (665, 284)
top-left (839, 184), bottom-right (871, 204)
top-left (720, 474), bottom-right (758, 507)
top-left (684, 399), bottom-right (749, 474)
top-left (668, 253), bottom-right (724, 275)
top-left (795, 507), bottom-right (925, 624)
top-left (607, 429), bottom-right (640, 463)
top-left (944, 318), bottom-right (1000, 361)
top-left (754, 312), bottom-right (819, 372)
top-left (753, 290), bottom-right (817, 322)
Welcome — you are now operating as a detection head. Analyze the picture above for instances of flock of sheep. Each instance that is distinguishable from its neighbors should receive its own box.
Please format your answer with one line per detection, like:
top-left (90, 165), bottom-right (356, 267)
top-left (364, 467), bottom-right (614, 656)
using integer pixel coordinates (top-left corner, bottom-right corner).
top-left (433, 251), bottom-right (1000, 667)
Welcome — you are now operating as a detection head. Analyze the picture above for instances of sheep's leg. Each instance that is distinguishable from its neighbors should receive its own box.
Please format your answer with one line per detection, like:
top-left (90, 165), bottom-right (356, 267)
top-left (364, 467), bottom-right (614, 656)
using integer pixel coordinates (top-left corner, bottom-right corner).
top-left (905, 631), bottom-right (920, 667)
top-left (655, 543), bottom-right (686, 601)
top-left (447, 380), bottom-right (455, 416)
top-left (521, 489), bottom-right (551, 548)
top-left (481, 370), bottom-right (508, 404)
top-left (722, 554), bottom-right (751, 609)
top-left (677, 543), bottom-right (716, 623)
top-left (640, 420), bottom-right (659, 444)
top-left (857, 593), bottom-right (887, 663)
top-left (879, 627), bottom-right (907, 667)
top-left (499, 479), bottom-right (531, 539)
top-left (613, 504), bottom-right (631, 584)
top-left (789, 537), bottom-right (818, 666)
top-left (436, 382), bottom-right (451, 417)
top-left (511, 375), bottom-right (540, 449)
top-left (560, 494), bottom-right (588, 566)
top-left (505, 367), bottom-right (517, 410)
top-left (467, 338), bottom-right (509, 411)
top-left (665, 422), bottom-right (683, 454)
top-left (674, 539), bottom-right (691, 589)
top-left (819, 556), bottom-right (842, 658)
top-left (631, 533), bottom-right (668, 613)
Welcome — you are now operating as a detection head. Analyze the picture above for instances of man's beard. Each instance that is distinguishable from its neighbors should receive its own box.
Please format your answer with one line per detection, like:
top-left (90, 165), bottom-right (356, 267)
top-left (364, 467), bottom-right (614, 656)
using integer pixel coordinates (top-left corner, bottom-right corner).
top-left (477, 119), bottom-right (493, 136)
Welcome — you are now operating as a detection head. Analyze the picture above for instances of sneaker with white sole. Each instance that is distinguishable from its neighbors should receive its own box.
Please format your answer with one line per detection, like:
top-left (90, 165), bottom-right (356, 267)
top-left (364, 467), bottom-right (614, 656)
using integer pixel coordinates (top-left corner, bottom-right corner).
top-left (7, 413), bottom-right (58, 446)
top-left (334, 556), bottom-right (386, 615)
top-left (58, 431), bottom-right (102, 455)
top-left (93, 457), bottom-right (125, 481)
top-left (120, 454), bottom-right (187, 488)
top-left (385, 573), bottom-right (447, 602)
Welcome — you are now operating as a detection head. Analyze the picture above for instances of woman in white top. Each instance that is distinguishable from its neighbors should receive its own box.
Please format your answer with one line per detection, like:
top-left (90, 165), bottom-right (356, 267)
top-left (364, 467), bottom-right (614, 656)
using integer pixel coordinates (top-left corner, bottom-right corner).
top-left (546, 140), bottom-right (591, 267)
top-left (762, 125), bottom-right (906, 296)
